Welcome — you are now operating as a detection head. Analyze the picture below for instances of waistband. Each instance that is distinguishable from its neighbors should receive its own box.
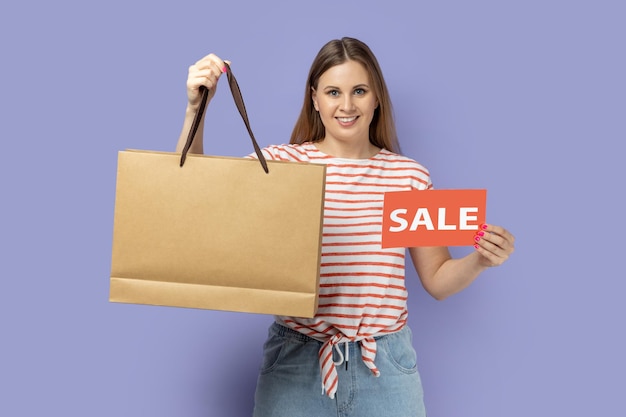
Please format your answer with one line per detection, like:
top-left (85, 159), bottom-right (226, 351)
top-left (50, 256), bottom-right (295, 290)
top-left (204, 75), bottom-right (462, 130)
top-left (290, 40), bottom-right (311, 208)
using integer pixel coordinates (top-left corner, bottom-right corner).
top-left (271, 321), bottom-right (403, 343)
top-left (270, 321), bottom-right (406, 399)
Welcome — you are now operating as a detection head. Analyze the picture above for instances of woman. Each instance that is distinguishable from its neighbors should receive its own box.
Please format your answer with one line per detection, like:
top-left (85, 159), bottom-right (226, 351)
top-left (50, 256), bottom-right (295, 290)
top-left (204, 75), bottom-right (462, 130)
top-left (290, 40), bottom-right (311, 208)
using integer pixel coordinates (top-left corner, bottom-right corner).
top-left (176, 37), bottom-right (515, 417)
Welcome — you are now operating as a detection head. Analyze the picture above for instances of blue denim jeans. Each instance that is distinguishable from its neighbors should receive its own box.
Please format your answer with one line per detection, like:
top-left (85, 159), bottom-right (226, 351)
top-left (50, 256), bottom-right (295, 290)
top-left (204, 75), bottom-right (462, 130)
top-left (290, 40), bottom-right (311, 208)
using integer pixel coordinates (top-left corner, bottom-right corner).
top-left (253, 322), bottom-right (426, 417)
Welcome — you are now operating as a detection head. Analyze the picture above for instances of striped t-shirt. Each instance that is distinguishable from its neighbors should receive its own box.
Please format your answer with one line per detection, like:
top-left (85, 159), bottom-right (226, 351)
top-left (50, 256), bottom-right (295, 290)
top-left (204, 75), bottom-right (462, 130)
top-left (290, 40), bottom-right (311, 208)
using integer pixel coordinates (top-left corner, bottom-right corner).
top-left (258, 142), bottom-right (432, 398)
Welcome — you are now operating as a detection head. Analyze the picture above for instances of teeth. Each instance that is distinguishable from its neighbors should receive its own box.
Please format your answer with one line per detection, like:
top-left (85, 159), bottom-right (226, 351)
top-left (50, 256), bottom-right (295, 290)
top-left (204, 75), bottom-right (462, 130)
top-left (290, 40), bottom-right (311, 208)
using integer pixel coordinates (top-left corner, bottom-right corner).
top-left (338, 117), bottom-right (357, 122)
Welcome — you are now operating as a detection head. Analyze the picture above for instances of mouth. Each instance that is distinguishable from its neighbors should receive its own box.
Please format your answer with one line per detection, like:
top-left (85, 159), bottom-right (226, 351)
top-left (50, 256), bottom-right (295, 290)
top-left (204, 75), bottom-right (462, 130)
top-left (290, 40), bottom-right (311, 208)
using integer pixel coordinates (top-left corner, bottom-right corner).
top-left (336, 116), bottom-right (358, 126)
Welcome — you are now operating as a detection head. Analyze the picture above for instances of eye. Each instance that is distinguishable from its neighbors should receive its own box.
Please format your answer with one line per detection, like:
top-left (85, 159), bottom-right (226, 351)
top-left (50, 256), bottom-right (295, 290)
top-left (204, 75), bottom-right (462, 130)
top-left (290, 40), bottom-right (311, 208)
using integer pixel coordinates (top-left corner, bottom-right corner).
top-left (354, 88), bottom-right (367, 96)
top-left (326, 89), bottom-right (340, 97)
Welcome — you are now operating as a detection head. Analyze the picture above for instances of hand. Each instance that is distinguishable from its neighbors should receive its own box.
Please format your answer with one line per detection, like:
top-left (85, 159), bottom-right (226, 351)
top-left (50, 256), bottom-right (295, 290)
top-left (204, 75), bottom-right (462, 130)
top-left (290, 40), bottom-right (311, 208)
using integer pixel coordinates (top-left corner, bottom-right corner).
top-left (473, 224), bottom-right (515, 267)
top-left (186, 53), bottom-right (230, 107)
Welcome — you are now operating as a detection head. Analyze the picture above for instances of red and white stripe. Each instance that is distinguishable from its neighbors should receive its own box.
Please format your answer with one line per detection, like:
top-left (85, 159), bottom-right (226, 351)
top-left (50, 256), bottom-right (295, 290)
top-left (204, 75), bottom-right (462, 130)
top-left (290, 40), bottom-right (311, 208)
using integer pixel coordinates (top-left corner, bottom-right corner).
top-left (258, 143), bottom-right (432, 398)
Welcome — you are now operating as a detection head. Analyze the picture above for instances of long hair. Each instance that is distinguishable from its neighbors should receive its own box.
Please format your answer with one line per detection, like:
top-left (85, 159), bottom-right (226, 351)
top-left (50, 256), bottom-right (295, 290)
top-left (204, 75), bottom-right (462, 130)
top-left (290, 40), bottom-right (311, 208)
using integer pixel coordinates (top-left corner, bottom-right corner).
top-left (289, 37), bottom-right (400, 153)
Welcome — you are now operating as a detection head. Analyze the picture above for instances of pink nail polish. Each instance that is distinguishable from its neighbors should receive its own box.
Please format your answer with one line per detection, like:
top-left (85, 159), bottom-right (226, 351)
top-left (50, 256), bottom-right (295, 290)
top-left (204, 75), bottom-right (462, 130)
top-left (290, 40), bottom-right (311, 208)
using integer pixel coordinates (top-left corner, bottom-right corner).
top-left (221, 66), bottom-right (227, 73)
top-left (474, 236), bottom-right (481, 242)
top-left (474, 244), bottom-right (480, 250)
top-left (477, 231), bottom-right (485, 237)
top-left (481, 224), bottom-right (488, 230)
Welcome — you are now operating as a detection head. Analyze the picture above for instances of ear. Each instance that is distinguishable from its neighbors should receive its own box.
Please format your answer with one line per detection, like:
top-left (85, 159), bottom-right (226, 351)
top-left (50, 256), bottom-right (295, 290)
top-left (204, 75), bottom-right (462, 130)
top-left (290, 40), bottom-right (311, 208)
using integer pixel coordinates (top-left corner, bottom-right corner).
top-left (311, 87), bottom-right (319, 111)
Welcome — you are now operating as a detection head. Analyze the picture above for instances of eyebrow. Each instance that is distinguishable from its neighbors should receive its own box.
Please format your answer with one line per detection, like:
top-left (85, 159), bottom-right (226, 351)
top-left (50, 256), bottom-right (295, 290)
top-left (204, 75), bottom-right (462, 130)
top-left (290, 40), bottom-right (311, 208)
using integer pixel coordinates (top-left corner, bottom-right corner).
top-left (322, 83), bottom-right (370, 90)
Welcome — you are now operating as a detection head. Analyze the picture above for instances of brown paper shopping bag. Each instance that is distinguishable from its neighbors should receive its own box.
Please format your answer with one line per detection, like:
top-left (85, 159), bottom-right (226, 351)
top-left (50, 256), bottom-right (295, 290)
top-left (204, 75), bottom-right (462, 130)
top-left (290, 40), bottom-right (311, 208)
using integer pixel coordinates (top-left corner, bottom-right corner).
top-left (109, 65), bottom-right (326, 318)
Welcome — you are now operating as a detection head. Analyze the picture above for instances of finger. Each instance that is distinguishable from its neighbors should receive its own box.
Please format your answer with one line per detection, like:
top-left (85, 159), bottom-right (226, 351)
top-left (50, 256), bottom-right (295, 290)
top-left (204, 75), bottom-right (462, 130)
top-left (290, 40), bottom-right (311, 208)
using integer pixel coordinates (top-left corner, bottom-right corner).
top-left (478, 233), bottom-right (514, 259)
top-left (481, 224), bottom-right (515, 247)
top-left (188, 63), bottom-right (224, 92)
top-left (188, 68), bottom-right (218, 89)
top-left (476, 234), bottom-right (508, 256)
top-left (195, 53), bottom-right (226, 68)
top-left (474, 243), bottom-right (507, 267)
top-left (478, 231), bottom-right (506, 251)
top-left (481, 223), bottom-right (511, 238)
top-left (474, 234), bottom-right (513, 268)
top-left (189, 62), bottom-right (221, 79)
top-left (476, 231), bottom-right (511, 261)
top-left (190, 55), bottom-right (228, 82)
top-left (195, 54), bottom-right (229, 75)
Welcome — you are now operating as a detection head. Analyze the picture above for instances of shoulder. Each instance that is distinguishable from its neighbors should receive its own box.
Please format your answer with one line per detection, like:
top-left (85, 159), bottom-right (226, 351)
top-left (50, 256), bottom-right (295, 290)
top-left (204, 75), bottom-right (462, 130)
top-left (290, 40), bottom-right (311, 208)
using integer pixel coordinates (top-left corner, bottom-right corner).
top-left (375, 149), bottom-right (430, 173)
top-left (260, 143), bottom-right (322, 162)
top-left (374, 149), bottom-right (433, 189)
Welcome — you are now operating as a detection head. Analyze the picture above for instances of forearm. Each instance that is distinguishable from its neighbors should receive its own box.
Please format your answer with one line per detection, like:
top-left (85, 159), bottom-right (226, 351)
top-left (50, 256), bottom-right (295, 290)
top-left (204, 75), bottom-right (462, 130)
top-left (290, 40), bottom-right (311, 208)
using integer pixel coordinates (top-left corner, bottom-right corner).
top-left (175, 103), bottom-right (205, 154)
top-left (423, 251), bottom-right (488, 300)
top-left (410, 224), bottom-right (514, 300)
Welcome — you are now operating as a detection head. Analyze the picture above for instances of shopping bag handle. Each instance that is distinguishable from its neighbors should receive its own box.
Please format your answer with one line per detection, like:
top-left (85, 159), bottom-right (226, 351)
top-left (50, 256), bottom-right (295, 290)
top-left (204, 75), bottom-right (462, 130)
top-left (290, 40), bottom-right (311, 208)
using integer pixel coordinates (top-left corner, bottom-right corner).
top-left (179, 63), bottom-right (269, 173)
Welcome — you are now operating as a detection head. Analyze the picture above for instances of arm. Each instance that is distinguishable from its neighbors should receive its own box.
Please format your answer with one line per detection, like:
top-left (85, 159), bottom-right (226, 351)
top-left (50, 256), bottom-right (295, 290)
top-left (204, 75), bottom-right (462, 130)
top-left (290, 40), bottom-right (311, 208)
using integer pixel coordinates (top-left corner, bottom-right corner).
top-left (175, 54), bottom-right (230, 154)
top-left (409, 224), bottom-right (515, 301)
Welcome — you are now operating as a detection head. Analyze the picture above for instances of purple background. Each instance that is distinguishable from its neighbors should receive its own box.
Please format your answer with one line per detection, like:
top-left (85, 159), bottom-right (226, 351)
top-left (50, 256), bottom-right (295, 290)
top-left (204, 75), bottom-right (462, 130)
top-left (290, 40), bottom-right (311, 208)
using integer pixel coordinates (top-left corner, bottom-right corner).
top-left (2, 1), bottom-right (624, 416)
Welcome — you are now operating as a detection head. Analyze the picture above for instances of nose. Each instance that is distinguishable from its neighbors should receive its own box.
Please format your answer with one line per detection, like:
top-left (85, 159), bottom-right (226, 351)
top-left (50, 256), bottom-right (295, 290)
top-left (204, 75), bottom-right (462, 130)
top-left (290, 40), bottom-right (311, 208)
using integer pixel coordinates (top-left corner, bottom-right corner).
top-left (341, 94), bottom-right (355, 112)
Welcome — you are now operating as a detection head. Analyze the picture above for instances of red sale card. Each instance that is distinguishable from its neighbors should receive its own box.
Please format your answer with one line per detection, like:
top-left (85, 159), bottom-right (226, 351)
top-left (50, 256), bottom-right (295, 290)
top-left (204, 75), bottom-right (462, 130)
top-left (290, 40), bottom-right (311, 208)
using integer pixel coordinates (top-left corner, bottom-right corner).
top-left (382, 189), bottom-right (487, 247)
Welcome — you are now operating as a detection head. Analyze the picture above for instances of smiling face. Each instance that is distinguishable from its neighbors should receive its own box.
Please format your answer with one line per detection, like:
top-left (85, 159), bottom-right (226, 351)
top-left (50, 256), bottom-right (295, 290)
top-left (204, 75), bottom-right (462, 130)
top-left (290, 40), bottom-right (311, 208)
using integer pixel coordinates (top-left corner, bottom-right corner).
top-left (311, 60), bottom-right (379, 154)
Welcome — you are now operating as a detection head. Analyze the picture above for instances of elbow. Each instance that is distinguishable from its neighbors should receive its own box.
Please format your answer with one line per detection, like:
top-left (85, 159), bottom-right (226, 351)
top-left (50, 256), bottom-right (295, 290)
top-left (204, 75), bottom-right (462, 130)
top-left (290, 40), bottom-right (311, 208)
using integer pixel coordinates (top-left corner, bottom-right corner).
top-left (425, 287), bottom-right (451, 301)
top-left (431, 292), bottom-right (449, 302)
